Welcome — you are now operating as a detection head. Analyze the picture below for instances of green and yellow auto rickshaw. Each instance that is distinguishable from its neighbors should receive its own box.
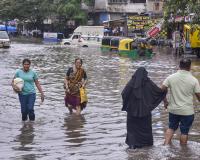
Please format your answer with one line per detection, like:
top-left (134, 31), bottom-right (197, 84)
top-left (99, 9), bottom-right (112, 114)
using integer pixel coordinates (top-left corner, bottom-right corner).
top-left (118, 38), bottom-right (153, 59)
top-left (101, 36), bottom-right (113, 52)
top-left (118, 38), bottom-right (138, 59)
top-left (110, 37), bottom-right (124, 51)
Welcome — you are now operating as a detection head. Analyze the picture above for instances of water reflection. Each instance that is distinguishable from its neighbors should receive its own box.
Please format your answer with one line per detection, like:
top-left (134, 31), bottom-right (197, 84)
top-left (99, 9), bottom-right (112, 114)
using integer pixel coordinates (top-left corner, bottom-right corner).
top-left (12, 122), bottom-right (36, 160)
top-left (15, 154), bottom-right (36, 160)
top-left (127, 141), bottom-right (200, 160)
top-left (1, 44), bottom-right (200, 159)
top-left (15, 122), bottom-right (35, 150)
top-left (63, 114), bottom-right (86, 146)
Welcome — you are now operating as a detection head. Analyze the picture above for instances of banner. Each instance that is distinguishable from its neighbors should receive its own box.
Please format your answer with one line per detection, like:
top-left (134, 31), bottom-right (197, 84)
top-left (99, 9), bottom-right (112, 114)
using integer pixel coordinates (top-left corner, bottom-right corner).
top-left (146, 19), bottom-right (164, 38)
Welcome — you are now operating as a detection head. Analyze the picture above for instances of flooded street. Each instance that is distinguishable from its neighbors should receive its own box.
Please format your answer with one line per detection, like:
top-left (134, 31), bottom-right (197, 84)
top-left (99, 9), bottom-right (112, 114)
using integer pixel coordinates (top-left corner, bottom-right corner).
top-left (1, 43), bottom-right (200, 160)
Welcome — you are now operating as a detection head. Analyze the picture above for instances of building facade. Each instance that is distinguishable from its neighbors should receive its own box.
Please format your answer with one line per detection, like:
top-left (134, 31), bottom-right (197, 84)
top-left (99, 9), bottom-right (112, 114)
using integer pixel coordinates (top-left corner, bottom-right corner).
top-left (89, 0), bottom-right (164, 25)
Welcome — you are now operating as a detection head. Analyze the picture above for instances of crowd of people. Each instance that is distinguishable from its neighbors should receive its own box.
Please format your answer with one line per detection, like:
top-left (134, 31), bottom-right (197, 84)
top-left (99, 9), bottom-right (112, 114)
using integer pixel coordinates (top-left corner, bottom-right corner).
top-left (12, 57), bottom-right (200, 149)
top-left (104, 26), bottom-right (125, 36)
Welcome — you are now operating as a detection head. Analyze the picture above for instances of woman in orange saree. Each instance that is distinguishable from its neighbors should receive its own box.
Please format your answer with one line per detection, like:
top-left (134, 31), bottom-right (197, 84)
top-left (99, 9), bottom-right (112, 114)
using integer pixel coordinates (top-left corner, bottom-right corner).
top-left (64, 58), bottom-right (87, 115)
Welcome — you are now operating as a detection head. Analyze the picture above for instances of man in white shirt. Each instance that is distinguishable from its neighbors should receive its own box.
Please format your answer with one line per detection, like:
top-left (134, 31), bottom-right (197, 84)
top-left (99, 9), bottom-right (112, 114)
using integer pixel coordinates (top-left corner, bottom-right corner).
top-left (161, 58), bottom-right (200, 145)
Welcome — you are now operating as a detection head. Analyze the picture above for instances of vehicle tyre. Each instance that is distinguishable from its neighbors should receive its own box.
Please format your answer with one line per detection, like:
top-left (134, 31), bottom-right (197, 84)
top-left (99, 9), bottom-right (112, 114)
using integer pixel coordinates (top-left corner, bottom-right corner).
top-left (82, 45), bottom-right (88, 47)
top-left (64, 42), bottom-right (70, 45)
top-left (3, 46), bottom-right (10, 49)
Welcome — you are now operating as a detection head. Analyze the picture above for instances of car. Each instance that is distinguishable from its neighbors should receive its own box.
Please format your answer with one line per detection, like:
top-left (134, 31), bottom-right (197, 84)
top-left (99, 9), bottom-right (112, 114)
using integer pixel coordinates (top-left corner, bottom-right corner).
top-left (0, 31), bottom-right (11, 48)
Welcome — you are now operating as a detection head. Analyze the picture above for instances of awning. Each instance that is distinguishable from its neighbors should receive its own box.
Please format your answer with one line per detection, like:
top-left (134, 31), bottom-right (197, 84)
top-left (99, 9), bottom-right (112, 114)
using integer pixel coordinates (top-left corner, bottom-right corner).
top-left (0, 25), bottom-right (17, 32)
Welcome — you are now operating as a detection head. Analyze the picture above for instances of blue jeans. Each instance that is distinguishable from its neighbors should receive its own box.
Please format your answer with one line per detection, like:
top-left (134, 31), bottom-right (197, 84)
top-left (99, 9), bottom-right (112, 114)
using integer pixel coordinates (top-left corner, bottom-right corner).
top-left (18, 93), bottom-right (36, 121)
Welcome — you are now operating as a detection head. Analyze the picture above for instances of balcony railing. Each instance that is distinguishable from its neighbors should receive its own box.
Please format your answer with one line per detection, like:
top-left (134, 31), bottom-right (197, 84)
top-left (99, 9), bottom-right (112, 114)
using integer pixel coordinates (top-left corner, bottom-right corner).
top-left (108, 0), bottom-right (128, 4)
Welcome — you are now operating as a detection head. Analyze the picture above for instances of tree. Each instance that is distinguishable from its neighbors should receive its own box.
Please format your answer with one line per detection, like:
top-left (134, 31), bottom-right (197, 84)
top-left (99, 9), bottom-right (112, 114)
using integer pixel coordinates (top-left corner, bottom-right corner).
top-left (0, 0), bottom-right (92, 32)
top-left (163, 0), bottom-right (200, 23)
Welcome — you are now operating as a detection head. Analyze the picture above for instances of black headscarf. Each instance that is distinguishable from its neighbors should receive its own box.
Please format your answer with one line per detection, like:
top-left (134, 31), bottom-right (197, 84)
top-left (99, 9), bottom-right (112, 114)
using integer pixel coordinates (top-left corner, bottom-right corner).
top-left (121, 67), bottom-right (166, 117)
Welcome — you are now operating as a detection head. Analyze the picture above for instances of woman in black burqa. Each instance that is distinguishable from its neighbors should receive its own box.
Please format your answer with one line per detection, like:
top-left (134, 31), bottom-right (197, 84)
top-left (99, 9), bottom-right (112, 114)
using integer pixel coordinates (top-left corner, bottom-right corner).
top-left (121, 67), bottom-right (166, 149)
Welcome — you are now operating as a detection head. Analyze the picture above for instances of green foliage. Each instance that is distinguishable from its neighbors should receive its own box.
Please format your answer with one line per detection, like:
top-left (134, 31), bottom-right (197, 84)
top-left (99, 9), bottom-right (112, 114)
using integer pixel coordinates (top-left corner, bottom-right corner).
top-left (163, 0), bottom-right (200, 23)
top-left (0, 0), bottom-right (91, 29)
top-left (84, 0), bottom-right (95, 6)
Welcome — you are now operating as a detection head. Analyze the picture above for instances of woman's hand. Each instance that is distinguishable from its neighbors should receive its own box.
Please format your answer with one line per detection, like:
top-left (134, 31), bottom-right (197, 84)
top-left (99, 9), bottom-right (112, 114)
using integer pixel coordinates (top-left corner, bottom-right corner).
top-left (41, 93), bottom-right (45, 102)
top-left (82, 83), bottom-right (85, 88)
top-left (81, 81), bottom-right (86, 88)
top-left (12, 85), bottom-right (21, 93)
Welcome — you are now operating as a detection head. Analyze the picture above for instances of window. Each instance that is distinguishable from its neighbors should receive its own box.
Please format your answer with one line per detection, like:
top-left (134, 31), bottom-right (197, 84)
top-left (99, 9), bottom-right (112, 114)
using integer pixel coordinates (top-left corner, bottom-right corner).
top-left (108, 0), bottom-right (128, 4)
top-left (154, 2), bottom-right (160, 11)
top-left (130, 0), bottom-right (146, 3)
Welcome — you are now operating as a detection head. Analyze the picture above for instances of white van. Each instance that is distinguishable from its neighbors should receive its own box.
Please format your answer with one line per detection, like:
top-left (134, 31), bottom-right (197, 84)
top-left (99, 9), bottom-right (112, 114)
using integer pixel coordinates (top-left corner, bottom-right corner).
top-left (61, 26), bottom-right (104, 47)
top-left (0, 31), bottom-right (10, 48)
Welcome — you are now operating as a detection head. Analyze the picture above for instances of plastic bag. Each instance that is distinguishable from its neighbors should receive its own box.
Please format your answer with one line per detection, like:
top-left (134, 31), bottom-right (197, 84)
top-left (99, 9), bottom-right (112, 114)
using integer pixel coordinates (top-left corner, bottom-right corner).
top-left (80, 87), bottom-right (88, 104)
top-left (13, 78), bottom-right (24, 92)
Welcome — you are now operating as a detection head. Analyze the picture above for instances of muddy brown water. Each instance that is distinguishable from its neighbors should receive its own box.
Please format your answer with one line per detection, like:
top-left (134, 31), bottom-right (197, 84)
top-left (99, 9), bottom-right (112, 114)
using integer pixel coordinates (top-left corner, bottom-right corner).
top-left (0, 43), bottom-right (200, 160)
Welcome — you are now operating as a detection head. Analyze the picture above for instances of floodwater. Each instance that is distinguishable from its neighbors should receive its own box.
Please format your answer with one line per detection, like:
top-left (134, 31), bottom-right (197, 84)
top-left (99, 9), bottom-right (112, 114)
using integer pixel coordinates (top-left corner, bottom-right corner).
top-left (0, 43), bottom-right (200, 160)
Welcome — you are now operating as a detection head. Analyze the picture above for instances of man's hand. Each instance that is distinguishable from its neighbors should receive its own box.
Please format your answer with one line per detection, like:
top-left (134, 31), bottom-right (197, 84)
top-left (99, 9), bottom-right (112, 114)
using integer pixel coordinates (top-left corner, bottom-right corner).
top-left (164, 100), bottom-right (169, 109)
top-left (195, 93), bottom-right (200, 102)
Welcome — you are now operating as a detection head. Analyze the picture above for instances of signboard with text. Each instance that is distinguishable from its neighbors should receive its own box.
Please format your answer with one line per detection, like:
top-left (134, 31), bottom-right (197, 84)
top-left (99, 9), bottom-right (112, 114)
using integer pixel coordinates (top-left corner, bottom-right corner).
top-left (127, 15), bottom-right (160, 37)
top-left (127, 16), bottom-right (150, 30)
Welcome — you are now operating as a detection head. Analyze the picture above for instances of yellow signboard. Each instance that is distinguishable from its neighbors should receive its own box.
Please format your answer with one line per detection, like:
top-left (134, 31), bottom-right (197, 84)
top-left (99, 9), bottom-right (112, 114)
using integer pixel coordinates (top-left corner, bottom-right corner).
top-left (127, 16), bottom-right (159, 30)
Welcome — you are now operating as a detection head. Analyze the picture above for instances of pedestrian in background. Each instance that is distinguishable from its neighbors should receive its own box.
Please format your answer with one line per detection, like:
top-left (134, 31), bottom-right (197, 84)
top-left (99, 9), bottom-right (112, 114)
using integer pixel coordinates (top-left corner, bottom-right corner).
top-left (122, 67), bottom-right (166, 149)
top-left (12, 58), bottom-right (44, 121)
top-left (162, 58), bottom-right (200, 145)
top-left (64, 58), bottom-right (87, 115)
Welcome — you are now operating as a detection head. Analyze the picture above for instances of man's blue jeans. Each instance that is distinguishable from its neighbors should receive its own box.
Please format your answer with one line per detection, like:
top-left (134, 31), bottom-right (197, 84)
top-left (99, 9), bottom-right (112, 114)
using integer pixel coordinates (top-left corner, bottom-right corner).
top-left (18, 93), bottom-right (36, 121)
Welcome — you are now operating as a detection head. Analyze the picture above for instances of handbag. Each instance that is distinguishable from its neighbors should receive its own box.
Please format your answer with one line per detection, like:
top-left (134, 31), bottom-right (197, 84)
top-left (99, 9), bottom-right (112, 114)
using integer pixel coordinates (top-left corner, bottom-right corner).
top-left (80, 87), bottom-right (88, 103)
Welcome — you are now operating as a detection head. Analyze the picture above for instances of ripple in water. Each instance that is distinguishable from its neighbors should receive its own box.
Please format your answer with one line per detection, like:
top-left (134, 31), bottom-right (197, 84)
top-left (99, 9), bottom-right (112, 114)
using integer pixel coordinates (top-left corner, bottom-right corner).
top-left (0, 43), bottom-right (200, 160)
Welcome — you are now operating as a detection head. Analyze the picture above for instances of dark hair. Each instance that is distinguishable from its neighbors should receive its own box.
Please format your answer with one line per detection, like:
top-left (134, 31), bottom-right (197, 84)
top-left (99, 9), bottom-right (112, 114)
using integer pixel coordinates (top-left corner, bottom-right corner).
top-left (22, 59), bottom-right (31, 65)
top-left (179, 58), bottom-right (191, 70)
top-left (75, 58), bottom-right (83, 65)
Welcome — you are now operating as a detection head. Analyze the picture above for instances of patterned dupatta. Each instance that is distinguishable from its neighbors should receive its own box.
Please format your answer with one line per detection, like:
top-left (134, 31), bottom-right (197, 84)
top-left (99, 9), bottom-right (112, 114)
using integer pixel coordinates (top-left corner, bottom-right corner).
top-left (67, 68), bottom-right (85, 95)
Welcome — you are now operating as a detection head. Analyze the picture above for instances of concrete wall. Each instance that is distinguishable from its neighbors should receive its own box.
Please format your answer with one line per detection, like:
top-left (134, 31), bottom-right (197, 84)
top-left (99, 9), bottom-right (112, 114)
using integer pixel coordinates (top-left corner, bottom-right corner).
top-left (93, 0), bottom-right (164, 14)
top-left (146, 0), bottom-right (164, 14)
top-left (107, 3), bottom-right (146, 14)
top-left (95, 0), bottom-right (107, 11)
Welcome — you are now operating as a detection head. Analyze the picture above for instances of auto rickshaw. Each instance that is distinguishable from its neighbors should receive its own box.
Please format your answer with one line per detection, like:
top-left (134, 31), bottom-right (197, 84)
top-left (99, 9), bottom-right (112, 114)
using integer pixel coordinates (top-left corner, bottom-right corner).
top-left (101, 36), bottom-right (113, 52)
top-left (136, 39), bottom-right (153, 57)
top-left (110, 37), bottom-right (124, 51)
top-left (118, 38), bottom-right (153, 59)
top-left (118, 38), bottom-right (138, 59)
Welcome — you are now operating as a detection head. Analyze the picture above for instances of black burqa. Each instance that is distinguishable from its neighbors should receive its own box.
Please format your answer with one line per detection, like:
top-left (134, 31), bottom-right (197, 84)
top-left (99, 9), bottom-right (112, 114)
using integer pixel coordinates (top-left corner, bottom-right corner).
top-left (121, 67), bottom-right (166, 148)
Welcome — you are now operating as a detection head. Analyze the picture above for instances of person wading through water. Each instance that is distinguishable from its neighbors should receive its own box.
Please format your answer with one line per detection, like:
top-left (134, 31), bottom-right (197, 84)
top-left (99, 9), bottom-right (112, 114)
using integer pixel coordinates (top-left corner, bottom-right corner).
top-left (122, 67), bottom-right (166, 149)
top-left (161, 58), bottom-right (200, 145)
top-left (12, 58), bottom-right (44, 121)
top-left (64, 58), bottom-right (87, 115)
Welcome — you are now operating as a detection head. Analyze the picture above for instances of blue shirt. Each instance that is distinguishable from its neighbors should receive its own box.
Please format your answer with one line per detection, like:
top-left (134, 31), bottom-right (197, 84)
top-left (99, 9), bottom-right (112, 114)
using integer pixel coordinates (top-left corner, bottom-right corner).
top-left (15, 69), bottom-right (38, 95)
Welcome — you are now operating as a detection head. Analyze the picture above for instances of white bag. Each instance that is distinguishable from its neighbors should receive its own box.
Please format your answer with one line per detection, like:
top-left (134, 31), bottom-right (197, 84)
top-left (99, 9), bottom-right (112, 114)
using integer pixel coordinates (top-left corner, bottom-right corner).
top-left (13, 78), bottom-right (24, 91)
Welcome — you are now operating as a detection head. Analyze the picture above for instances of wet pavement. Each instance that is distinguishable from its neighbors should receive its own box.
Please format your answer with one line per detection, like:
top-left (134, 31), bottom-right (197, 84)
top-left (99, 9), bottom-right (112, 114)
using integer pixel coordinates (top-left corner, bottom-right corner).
top-left (0, 43), bottom-right (200, 160)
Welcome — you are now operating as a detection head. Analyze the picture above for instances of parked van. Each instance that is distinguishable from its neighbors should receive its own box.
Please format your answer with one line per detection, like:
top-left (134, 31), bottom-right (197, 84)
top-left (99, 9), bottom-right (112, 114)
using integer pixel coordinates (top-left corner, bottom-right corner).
top-left (0, 31), bottom-right (10, 48)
